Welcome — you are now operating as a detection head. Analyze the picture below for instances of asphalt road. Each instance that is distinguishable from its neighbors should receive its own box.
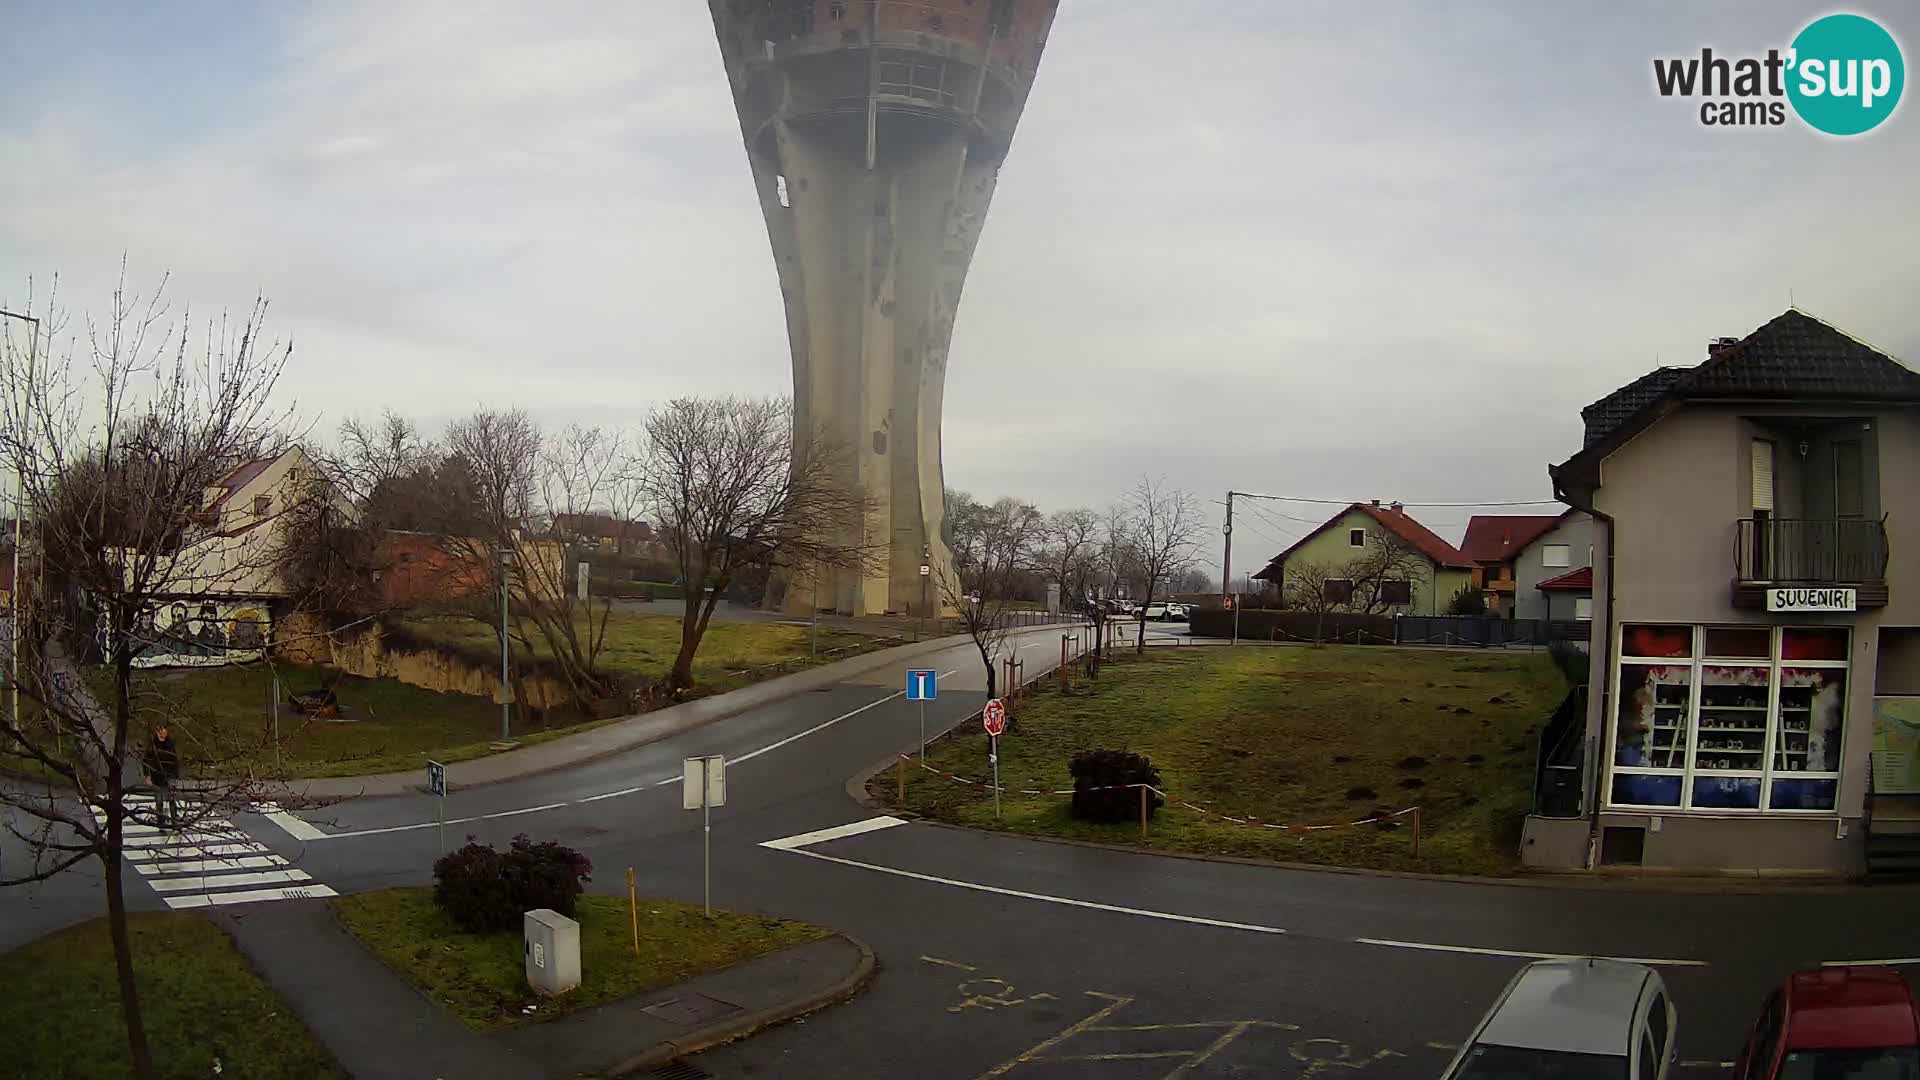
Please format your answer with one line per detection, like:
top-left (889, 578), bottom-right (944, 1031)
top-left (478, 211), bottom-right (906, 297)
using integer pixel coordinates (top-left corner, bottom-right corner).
top-left (8, 624), bottom-right (1918, 1079)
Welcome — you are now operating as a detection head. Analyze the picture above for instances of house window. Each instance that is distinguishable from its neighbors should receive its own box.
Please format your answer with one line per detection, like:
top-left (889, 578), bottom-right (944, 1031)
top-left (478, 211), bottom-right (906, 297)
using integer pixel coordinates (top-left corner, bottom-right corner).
top-left (252, 494), bottom-right (271, 517)
top-left (1541, 544), bottom-right (1570, 568)
top-left (1324, 578), bottom-right (1354, 605)
top-left (1347, 528), bottom-right (1366, 548)
top-left (1378, 579), bottom-right (1411, 606)
top-left (1607, 624), bottom-right (1846, 814)
top-left (1574, 597), bottom-right (1592, 621)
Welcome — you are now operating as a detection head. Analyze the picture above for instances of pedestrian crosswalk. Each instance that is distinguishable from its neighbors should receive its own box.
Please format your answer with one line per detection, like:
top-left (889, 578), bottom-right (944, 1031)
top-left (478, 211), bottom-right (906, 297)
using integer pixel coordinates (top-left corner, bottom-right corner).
top-left (96, 796), bottom-right (338, 910)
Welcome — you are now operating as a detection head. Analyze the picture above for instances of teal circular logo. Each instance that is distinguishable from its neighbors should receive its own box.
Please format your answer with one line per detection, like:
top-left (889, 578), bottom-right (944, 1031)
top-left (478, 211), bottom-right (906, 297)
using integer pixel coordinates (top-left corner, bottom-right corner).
top-left (1787, 14), bottom-right (1904, 135)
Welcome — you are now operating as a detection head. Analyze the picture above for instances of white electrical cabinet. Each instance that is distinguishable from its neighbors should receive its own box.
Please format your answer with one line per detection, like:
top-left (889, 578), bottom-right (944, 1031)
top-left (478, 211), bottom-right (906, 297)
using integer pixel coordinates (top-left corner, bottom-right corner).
top-left (524, 908), bottom-right (581, 996)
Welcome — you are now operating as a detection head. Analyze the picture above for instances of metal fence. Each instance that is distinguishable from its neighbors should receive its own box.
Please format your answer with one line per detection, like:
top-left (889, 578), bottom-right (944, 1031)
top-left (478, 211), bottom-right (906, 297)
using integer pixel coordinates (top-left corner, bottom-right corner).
top-left (1532, 686), bottom-right (1588, 818)
top-left (1734, 517), bottom-right (1888, 582)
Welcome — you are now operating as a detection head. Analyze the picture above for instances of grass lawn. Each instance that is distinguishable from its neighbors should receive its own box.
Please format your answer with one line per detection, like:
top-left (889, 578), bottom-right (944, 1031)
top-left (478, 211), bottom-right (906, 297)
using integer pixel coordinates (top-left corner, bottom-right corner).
top-left (397, 610), bottom-right (884, 694)
top-left (332, 888), bottom-right (830, 1031)
top-left (148, 663), bottom-right (600, 779)
top-left (122, 613), bottom-right (888, 780)
top-left (878, 645), bottom-right (1571, 876)
top-left (0, 912), bottom-right (342, 1080)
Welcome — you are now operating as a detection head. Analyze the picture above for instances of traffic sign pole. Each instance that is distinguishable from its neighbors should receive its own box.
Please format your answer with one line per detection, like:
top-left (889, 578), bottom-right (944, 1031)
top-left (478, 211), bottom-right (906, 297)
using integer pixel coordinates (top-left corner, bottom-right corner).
top-left (991, 734), bottom-right (1001, 820)
top-left (919, 700), bottom-right (926, 760)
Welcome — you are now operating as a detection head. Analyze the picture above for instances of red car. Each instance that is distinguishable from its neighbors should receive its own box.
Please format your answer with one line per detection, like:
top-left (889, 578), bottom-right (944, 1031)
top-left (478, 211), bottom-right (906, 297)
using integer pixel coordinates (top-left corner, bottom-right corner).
top-left (1734, 967), bottom-right (1920, 1080)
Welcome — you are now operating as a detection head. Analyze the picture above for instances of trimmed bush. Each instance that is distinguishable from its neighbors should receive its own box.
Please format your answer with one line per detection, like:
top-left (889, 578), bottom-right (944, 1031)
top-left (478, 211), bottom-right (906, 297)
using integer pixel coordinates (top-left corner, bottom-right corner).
top-left (1547, 639), bottom-right (1589, 686)
top-left (1068, 749), bottom-right (1164, 823)
top-left (432, 834), bottom-right (593, 933)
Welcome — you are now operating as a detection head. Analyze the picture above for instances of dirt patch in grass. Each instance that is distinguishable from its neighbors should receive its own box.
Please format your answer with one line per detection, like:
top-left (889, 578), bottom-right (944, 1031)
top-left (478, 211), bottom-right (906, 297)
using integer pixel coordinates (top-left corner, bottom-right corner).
top-left (878, 646), bottom-right (1567, 876)
top-left (332, 888), bottom-right (830, 1031)
top-left (0, 912), bottom-right (342, 1079)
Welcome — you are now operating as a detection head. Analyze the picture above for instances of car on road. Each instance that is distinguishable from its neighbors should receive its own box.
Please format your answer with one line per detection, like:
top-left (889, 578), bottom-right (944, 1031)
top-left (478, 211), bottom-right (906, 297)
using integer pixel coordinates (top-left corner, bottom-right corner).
top-left (1732, 967), bottom-right (1920, 1080)
top-left (1142, 602), bottom-right (1169, 620)
top-left (1165, 602), bottom-right (1189, 621)
top-left (1441, 958), bottom-right (1676, 1080)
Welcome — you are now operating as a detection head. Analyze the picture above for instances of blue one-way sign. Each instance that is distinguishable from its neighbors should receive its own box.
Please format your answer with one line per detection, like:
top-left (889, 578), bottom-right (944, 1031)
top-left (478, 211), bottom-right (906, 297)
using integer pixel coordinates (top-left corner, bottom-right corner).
top-left (906, 669), bottom-right (937, 701)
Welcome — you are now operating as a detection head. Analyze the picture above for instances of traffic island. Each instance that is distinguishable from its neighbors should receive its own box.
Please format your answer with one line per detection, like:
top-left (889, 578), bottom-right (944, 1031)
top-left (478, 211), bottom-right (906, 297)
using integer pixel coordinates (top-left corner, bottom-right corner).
top-left (0, 912), bottom-right (345, 1079)
top-left (876, 645), bottom-right (1570, 876)
top-left (332, 887), bottom-right (834, 1029)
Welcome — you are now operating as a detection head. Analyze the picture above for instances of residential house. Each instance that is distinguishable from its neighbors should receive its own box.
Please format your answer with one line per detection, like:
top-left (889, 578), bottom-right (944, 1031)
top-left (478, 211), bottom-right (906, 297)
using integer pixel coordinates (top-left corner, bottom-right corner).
top-left (1512, 510), bottom-right (1596, 624)
top-left (1459, 514), bottom-right (1564, 616)
top-left (551, 513), bottom-right (656, 557)
top-left (124, 446), bottom-right (327, 666)
top-left (378, 531), bottom-right (572, 611)
top-left (1252, 500), bottom-right (1473, 615)
top-left (1527, 308), bottom-right (1920, 876)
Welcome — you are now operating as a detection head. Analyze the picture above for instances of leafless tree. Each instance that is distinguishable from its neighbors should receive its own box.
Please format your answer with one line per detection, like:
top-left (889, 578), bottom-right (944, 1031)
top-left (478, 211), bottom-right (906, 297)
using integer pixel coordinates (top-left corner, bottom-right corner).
top-left (638, 396), bottom-right (875, 694)
top-left (1344, 530), bottom-right (1431, 615)
top-left (1039, 507), bottom-right (1100, 611)
top-left (937, 495), bottom-right (1044, 700)
top-left (0, 272), bottom-right (323, 1078)
top-left (1281, 559), bottom-right (1350, 644)
top-left (1123, 476), bottom-right (1204, 654)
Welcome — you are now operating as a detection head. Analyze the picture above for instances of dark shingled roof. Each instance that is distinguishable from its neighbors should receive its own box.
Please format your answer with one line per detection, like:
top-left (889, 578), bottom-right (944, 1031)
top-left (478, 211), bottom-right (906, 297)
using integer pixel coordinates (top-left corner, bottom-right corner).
top-left (1581, 367), bottom-right (1688, 448)
top-left (1578, 309), bottom-right (1920, 450)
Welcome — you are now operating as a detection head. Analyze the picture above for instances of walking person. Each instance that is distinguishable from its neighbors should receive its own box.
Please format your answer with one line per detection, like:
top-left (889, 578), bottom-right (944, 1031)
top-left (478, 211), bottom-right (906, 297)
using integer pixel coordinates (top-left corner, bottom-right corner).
top-left (144, 722), bottom-right (180, 830)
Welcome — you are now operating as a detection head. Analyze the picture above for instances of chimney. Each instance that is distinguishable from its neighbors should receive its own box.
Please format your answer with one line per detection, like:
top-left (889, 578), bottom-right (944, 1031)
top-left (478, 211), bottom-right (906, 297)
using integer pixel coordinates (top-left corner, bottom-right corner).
top-left (1370, 499), bottom-right (1381, 508)
top-left (1708, 336), bottom-right (1740, 359)
top-left (1389, 501), bottom-right (1404, 513)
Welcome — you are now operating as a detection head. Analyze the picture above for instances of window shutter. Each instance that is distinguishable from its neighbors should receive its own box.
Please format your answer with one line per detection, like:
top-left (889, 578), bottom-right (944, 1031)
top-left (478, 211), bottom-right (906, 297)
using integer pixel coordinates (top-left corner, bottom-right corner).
top-left (1751, 439), bottom-right (1775, 512)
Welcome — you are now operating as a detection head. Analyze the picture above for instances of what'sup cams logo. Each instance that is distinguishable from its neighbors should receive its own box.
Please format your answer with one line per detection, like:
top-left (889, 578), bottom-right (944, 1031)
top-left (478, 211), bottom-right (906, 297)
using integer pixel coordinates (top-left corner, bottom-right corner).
top-left (1654, 13), bottom-right (1904, 135)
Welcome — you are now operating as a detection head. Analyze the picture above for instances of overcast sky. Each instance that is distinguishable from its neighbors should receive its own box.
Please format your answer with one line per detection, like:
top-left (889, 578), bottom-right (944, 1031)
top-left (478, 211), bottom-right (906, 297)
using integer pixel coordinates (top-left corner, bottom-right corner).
top-left (3, 2), bottom-right (1916, 562)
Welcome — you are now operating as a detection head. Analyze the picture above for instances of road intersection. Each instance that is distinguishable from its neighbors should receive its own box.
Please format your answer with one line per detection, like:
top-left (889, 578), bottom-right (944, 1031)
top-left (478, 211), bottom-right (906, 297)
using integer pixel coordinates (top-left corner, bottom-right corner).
top-left (8, 624), bottom-right (1918, 1078)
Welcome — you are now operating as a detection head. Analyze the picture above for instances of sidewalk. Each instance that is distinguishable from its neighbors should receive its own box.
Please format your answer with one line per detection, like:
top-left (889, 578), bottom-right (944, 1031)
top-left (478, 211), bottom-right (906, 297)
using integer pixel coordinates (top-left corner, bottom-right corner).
top-left (217, 899), bottom-right (873, 1080)
top-left (286, 622), bottom-right (1081, 802)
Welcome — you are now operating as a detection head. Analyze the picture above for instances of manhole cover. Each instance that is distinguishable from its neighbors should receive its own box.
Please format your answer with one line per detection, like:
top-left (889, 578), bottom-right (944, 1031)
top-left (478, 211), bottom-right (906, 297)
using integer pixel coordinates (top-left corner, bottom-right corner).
top-left (653, 1061), bottom-right (711, 1080)
top-left (641, 992), bottom-right (741, 1027)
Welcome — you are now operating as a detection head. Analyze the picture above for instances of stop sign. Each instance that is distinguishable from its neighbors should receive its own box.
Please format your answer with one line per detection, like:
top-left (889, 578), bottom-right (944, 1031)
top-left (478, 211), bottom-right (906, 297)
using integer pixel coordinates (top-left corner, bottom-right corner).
top-left (982, 698), bottom-right (1007, 737)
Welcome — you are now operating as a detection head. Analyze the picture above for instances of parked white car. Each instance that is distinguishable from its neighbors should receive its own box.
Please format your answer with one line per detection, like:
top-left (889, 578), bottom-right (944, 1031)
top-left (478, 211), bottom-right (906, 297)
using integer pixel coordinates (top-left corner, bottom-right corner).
top-left (1441, 959), bottom-right (1677, 1080)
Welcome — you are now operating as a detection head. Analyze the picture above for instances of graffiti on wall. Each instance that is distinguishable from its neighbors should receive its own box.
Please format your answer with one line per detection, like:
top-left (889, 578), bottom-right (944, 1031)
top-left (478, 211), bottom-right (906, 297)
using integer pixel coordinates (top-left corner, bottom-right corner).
top-left (118, 601), bottom-right (271, 669)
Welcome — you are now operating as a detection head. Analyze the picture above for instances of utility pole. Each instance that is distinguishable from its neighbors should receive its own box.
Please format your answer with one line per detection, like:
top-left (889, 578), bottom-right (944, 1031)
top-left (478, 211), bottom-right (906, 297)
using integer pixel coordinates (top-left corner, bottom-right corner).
top-left (919, 543), bottom-right (930, 642)
top-left (1221, 490), bottom-right (1234, 607)
top-left (2, 309), bottom-right (39, 737)
top-left (498, 547), bottom-right (512, 742)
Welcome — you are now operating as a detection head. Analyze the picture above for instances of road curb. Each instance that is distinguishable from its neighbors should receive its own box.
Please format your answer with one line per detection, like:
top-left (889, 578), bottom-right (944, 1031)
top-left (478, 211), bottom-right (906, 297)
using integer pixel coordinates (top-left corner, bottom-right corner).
top-left (281, 625), bottom-right (1077, 800)
top-left (858, 780), bottom-right (1894, 896)
top-left (601, 934), bottom-right (878, 1077)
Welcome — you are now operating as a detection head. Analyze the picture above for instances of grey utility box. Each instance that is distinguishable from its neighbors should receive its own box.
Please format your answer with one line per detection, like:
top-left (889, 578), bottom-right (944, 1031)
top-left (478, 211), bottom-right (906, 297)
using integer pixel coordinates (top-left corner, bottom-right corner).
top-left (523, 908), bottom-right (581, 996)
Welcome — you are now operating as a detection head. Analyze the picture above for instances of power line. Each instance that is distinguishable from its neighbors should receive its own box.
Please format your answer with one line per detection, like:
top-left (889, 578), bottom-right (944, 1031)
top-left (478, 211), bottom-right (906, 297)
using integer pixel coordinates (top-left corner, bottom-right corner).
top-left (1230, 491), bottom-right (1563, 509)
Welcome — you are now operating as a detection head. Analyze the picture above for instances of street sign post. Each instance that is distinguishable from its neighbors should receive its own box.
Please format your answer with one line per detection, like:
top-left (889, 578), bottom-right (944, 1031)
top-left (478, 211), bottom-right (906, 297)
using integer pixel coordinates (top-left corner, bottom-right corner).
top-left (982, 699), bottom-right (1006, 820)
top-left (427, 760), bottom-right (447, 853)
top-left (907, 669), bottom-right (937, 759)
top-left (682, 755), bottom-right (726, 915)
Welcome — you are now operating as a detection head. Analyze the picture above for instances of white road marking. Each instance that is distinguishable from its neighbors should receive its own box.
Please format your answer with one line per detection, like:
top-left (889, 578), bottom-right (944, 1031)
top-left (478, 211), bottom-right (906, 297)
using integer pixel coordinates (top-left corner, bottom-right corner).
top-left (164, 884), bottom-right (339, 910)
top-left (120, 830), bottom-right (251, 848)
top-left (322, 799), bottom-right (576, 839)
top-left (770, 845), bottom-right (1709, 968)
top-left (315, 666), bottom-right (966, 836)
top-left (259, 804), bottom-right (328, 841)
top-left (1352, 937), bottom-right (1706, 967)
top-left (147, 868), bottom-right (312, 892)
top-left (761, 816), bottom-right (908, 850)
top-left (1679, 1062), bottom-right (1736, 1069)
top-left (1822, 957), bottom-right (1920, 967)
top-left (134, 855), bottom-right (283, 875)
top-left (581, 786), bottom-right (648, 802)
top-left (124, 842), bottom-right (269, 861)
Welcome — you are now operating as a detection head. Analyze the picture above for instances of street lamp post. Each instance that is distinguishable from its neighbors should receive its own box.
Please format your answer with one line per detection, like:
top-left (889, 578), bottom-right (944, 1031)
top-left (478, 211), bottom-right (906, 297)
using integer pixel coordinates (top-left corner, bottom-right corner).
top-left (498, 547), bottom-right (513, 742)
top-left (1, 309), bottom-right (39, 736)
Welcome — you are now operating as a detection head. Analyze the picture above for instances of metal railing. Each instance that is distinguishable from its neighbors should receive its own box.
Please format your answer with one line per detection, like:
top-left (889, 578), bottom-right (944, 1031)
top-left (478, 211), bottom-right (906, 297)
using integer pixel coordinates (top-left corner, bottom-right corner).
top-left (1734, 517), bottom-right (1888, 582)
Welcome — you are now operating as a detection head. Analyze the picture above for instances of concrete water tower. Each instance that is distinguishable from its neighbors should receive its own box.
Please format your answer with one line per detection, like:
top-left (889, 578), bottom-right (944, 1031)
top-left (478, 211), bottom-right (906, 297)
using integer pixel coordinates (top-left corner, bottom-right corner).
top-left (709, 0), bottom-right (1058, 615)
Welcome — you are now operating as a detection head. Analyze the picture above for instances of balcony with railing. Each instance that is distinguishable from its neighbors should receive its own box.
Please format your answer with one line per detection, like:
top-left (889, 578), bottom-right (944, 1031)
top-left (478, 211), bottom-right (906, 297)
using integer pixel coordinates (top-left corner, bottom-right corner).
top-left (1732, 517), bottom-right (1889, 608)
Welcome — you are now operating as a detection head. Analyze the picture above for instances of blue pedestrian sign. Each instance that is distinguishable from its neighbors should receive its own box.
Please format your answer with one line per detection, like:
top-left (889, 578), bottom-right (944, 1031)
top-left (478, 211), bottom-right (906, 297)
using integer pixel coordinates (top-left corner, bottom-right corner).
top-left (427, 760), bottom-right (446, 798)
top-left (906, 669), bottom-right (938, 701)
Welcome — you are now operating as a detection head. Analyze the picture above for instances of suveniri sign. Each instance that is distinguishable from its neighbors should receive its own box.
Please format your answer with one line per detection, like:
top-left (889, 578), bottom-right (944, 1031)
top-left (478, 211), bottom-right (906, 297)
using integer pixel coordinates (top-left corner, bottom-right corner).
top-left (1767, 587), bottom-right (1857, 612)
